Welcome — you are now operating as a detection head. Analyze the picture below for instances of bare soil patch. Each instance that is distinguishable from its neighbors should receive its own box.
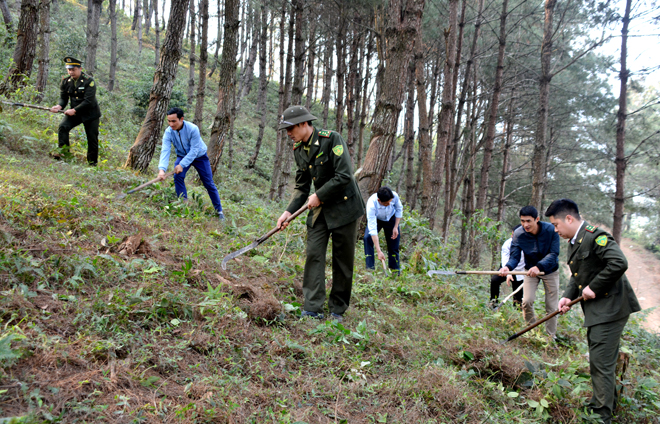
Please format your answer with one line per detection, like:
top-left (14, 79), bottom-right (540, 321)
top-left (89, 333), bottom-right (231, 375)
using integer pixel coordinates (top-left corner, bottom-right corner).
top-left (619, 237), bottom-right (660, 333)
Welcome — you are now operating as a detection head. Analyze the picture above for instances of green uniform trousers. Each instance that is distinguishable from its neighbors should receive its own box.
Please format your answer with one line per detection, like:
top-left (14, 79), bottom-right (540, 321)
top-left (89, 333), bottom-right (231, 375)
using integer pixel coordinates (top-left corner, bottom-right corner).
top-left (587, 315), bottom-right (628, 424)
top-left (58, 115), bottom-right (100, 165)
top-left (303, 211), bottom-right (359, 315)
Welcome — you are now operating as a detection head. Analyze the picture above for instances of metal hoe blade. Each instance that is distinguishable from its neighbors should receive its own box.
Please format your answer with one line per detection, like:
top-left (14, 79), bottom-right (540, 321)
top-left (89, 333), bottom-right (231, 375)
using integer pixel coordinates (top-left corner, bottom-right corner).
top-left (221, 241), bottom-right (258, 270)
top-left (426, 270), bottom-right (456, 277)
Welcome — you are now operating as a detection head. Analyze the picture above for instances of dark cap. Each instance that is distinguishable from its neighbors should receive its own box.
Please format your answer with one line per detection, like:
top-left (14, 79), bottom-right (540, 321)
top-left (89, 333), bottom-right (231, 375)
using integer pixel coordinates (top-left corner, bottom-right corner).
top-left (278, 105), bottom-right (317, 130)
top-left (64, 56), bottom-right (82, 69)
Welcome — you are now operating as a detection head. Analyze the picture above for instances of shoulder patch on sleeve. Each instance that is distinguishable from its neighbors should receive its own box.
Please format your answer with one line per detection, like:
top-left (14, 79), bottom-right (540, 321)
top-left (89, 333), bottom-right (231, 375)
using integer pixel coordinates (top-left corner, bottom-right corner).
top-left (89, 81), bottom-right (94, 87)
top-left (318, 130), bottom-right (331, 137)
top-left (595, 235), bottom-right (608, 246)
top-left (585, 225), bottom-right (597, 233)
top-left (332, 144), bottom-right (344, 156)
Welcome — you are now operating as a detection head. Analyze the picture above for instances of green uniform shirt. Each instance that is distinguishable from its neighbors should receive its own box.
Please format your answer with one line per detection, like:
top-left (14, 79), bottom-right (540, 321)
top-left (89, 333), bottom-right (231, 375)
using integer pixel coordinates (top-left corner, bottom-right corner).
top-left (57, 73), bottom-right (102, 123)
top-left (562, 222), bottom-right (641, 327)
top-left (286, 128), bottom-right (365, 229)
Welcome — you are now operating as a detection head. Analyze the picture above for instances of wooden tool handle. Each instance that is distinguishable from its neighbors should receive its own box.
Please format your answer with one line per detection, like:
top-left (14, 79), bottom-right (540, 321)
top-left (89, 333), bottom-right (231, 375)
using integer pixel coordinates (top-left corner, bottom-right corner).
top-left (257, 202), bottom-right (309, 243)
top-left (458, 270), bottom-right (544, 276)
top-left (126, 170), bottom-right (175, 194)
top-left (505, 296), bottom-right (584, 342)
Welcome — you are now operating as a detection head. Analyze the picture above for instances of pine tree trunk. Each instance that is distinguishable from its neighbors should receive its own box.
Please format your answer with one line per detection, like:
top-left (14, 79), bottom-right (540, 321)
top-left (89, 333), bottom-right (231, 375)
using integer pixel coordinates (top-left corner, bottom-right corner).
top-left (304, 19), bottom-right (317, 110)
top-left (412, 34), bottom-right (429, 211)
top-left (0, 0), bottom-right (13, 31)
top-left (108, 0), bottom-right (118, 91)
top-left (290, 0), bottom-right (305, 105)
top-left (268, 8), bottom-right (287, 200)
top-left (356, 0), bottom-right (425, 201)
top-left (403, 59), bottom-right (416, 202)
top-left (143, 0), bottom-right (151, 35)
top-left (131, 0), bottom-right (139, 30)
top-left (321, 36), bottom-right (334, 129)
top-left (334, 17), bottom-right (346, 134)
top-left (0, 0), bottom-right (39, 95)
top-left (34, 0), bottom-right (51, 102)
top-left (125, 0), bottom-right (191, 171)
top-left (276, 4), bottom-right (296, 199)
top-left (193, 0), bottom-right (208, 128)
top-left (136, 0), bottom-right (143, 56)
top-left (207, 0), bottom-right (222, 77)
top-left (207, 0), bottom-right (239, 173)
top-left (420, 0), bottom-right (458, 229)
top-left (153, 0), bottom-right (159, 66)
top-left (345, 23), bottom-right (362, 157)
top-left (186, 0), bottom-right (196, 106)
top-left (476, 0), bottom-right (508, 212)
top-left (236, 6), bottom-right (259, 113)
top-left (530, 0), bottom-right (556, 211)
top-left (357, 31), bottom-right (373, 168)
top-left (247, 6), bottom-right (269, 169)
top-left (85, 0), bottom-right (102, 76)
top-left (612, 0), bottom-right (631, 243)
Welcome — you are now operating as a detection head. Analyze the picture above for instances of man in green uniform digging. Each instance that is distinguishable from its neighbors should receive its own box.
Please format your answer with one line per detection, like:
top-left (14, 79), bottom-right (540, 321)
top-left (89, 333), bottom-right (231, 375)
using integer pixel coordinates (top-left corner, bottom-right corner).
top-left (276, 106), bottom-right (365, 322)
top-left (546, 199), bottom-right (640, 424)
top-left (49, 56), bottom-right (102, 165)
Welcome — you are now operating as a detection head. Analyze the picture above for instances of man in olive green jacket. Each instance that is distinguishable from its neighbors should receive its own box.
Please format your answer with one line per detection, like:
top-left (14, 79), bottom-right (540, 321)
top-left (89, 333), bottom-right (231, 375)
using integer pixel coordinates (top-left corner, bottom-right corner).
top-left (547, 199), bottom-right (640, 424)
top-left (276, 106), bottom-right (365, 322)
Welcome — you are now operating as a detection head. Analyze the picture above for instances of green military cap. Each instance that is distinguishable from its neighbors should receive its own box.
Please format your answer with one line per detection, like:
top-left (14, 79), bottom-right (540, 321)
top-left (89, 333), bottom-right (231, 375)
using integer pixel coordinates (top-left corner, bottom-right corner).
top-left (63, 56), bottom-right (83, 69)
top-left (278, 105), bottom-right (317, 130)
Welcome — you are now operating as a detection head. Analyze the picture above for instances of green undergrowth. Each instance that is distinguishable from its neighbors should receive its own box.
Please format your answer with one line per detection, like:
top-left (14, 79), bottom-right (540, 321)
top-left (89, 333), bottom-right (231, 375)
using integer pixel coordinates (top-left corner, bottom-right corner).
top-left (1, 113), bottom-right (659, 424)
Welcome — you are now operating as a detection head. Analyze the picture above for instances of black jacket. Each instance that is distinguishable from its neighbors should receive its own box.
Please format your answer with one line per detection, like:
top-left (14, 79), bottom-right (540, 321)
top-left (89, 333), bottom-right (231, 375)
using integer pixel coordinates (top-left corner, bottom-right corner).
top-left (57, 73), bottom-right (102, 122)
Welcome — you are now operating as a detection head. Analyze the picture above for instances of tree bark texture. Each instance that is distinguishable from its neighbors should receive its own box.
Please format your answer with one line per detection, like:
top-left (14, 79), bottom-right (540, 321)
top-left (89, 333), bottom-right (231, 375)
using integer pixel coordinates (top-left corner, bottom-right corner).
top-left (357, 31), bottom-right (373, 168)
top-left (236, 7), bottom-right (259, 112)
top-left (612, 0), bottom-right (631, 243)
top-left (476, 0), bottom-right (508, 212)
top-left (321, 36), bottom-right (334, 129)
top-left (153, 0), bottom-right (160, 66)
top-left (304, 19), bottom-right (317, 110)
top-left (187, 0), bottom-right (196, 106)
top-left (247, 5), bottom-right (268, 169)
top-left (276, 4), bottom-right (295, 199)
top-left (207, 0), bottom-right (239, 173)
top-left (403, 59), bottom-right (416, 202)
top-left (0, 0), bottom-right (12, 31)
top-left (412, 34), bottom-right (430, 211)
top-left (34, 0), bottom-right (51, 101)
top-left (85, 0), bottom-right (102, 75)
top-left (356, 0), bottom-right (425, 202)
top-left (1, 0), bottom-right (39, 95)
top-left (530, 0), bottom-right (556, 211)
top-left (420, 0), bottom-right (458, 228)
top-left (193, 0), bottom-right (208, 127)
top-left (334, 17), bottom-right (346, 134)
top-left (125, 0), bottom-right (190, 171)
top-left (143, 0), bottom-right (151, 35)
top-left (268, 8), bottom-right (287, 200)
top-left (108, 0), bottom-right (118, 91)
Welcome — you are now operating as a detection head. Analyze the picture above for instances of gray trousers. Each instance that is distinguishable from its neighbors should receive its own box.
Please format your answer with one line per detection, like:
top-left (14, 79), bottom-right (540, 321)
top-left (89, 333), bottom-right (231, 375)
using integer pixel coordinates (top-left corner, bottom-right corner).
top-left (522, 270), bottom-right (560, 337)
top-left (588, 315), bottom-right (628, 424)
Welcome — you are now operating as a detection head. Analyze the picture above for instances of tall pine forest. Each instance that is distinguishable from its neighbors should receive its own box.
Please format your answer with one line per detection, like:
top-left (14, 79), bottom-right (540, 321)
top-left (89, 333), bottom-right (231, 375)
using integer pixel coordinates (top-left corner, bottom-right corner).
top-left (0, 0), bottom-right (659, 422)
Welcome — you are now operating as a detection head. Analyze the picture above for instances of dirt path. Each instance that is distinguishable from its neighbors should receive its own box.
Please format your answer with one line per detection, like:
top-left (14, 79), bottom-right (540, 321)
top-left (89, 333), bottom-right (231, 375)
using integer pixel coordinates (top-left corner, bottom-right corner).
top-left (619, 237), bottom-right (660, 333)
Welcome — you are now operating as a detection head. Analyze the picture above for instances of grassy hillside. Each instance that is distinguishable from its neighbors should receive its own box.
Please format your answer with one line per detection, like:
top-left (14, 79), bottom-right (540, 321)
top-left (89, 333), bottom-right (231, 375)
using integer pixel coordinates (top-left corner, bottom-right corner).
top-left (1, 1), bottom-right (660, 423)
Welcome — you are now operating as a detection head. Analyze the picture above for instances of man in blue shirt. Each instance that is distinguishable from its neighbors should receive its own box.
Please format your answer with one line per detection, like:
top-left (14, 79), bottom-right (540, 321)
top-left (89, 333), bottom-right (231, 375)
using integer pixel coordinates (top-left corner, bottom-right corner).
top-left (499, 205), bottom-right (560, 338)
top-left (156, 108), bottom-right (224, 220)
top-left (364, 187), bottom-right (403, 272)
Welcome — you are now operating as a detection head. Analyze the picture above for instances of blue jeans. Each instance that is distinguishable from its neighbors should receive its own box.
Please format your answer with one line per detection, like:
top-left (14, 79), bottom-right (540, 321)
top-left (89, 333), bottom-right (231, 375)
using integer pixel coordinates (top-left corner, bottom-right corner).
top-left (364, 214), bottom-right (400, 270)
top-left (173, 154), bottom-right (223, 213)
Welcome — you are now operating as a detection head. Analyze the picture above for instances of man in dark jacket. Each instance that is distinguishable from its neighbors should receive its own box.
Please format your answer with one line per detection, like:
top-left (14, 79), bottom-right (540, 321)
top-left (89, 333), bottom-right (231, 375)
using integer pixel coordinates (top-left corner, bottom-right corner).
top-left (276, 106), bottom-right (365, 322)
top-left (49, 57), bottom-right (102, 165)
top-left (499, 205), bottom-right (560, 338)
top-left (548, 199), bottom-right (640, 424)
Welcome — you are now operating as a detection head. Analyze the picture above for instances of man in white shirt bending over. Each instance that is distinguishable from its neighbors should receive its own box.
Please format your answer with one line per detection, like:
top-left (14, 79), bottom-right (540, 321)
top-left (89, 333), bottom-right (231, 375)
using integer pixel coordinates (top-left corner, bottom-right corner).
top-left (364, 187), bottom-right (403, 273)
top-left (490, 224), bottom-right (525, 308)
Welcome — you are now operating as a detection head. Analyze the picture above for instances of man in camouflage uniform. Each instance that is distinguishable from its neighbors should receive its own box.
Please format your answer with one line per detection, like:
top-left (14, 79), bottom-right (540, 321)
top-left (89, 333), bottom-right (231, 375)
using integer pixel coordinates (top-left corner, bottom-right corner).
top-left (276, 106), bottom-right (365, 322)
top-left (50, 56), bottom-right (102, 165)
top-left (547, 198), bottom-right (640, 424)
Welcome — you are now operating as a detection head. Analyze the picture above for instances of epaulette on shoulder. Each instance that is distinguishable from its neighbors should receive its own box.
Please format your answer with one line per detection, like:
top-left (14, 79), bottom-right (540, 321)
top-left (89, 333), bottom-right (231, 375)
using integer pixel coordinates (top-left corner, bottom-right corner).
top-left (585, 225), bottom-right (597, 233)
top-left (318, 130), bottom-right (331, 138)
top-left (293, 141), bottom-right (302, 151)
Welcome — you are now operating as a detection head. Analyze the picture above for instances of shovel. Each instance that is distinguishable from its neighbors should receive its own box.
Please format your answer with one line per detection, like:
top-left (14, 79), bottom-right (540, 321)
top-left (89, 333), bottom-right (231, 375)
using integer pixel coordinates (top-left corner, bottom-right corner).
top-left (427, 270), bottom-right (542, 277)
top-left (492, 282), bottom-right (524, 311)
top-left (115, 170), bottom-right (175, 200)
top-left (0, 100), bottom-right (64, 113)
top-left (503, 296), bottom-right (584, 343)
top-left (221, 202), bottom-right (309, 270)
